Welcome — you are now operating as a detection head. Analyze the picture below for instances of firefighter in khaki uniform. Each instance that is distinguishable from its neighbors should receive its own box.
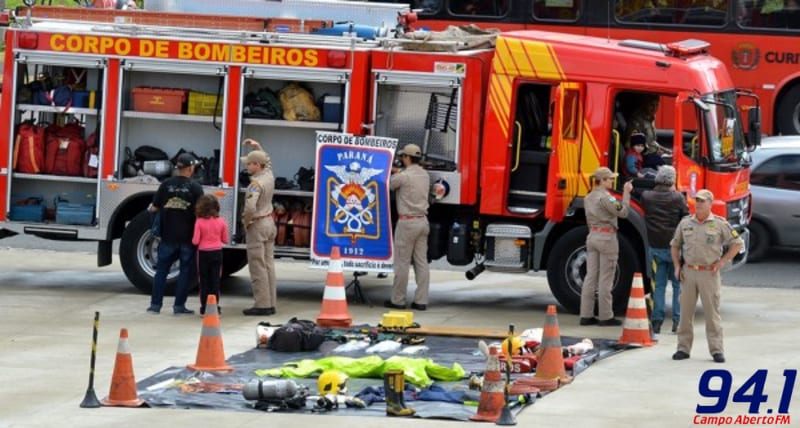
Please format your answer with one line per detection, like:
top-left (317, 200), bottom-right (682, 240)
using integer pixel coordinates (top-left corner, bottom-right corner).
top-left (670, 189), bottom-right (743, 363)
top-left (580, 167), bottom-right (633, 326)
top-left (240, 142), bottom-right (278, 316)
top-left (384, 144), bottom-right (431, 311)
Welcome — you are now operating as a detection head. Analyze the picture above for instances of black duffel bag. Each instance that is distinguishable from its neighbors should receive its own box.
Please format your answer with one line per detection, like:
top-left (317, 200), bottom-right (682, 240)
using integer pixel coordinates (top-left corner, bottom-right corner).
top-left (267, 318), bottom-right (326, 352)
top-left (134, 145), bottom-right (169, 162)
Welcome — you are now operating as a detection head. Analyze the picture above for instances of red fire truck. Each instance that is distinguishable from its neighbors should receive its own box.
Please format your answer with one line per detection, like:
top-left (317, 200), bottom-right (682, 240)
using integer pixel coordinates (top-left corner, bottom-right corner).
top-left (0, 6), bottom-right (759, 313)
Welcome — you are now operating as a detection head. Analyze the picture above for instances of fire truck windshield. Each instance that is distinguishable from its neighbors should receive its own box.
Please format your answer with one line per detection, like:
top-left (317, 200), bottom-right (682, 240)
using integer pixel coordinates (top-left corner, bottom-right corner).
top-left (701, 90), bottom-right (746, 167)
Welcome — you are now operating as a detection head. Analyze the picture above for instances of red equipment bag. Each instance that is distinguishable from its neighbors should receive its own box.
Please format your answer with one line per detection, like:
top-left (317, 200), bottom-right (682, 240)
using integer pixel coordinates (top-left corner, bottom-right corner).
top-left (289, 203), bottom-right (312, 247)
top-left (12, 122), bottom-right (45, 174)
top-left (83, 131), bottom-right (99, 178)
top-left (44, 123), bottom-right (86, 176)
top-left (271, 200), bottom-right (290, 246)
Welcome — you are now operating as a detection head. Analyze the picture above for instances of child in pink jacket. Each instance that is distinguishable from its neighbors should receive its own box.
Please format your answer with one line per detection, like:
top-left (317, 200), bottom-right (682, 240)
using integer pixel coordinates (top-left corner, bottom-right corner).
top-left (193, 194), bottom-right (229, 315)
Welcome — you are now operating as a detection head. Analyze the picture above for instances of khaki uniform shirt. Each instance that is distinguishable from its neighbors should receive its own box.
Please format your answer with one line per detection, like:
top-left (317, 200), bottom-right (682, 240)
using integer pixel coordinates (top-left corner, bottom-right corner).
top-left (390, 164), bottom-right (430, 217)
top-left (243, 169), bottom-right (274, 226)
top-left (670, 214), bottom-right (744, 265)
top-left (585, 188), bottom-right (630, 229)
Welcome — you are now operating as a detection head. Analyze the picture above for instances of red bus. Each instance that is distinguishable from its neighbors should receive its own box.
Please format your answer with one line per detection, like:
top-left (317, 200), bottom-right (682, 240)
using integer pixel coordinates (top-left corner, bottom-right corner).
top-left (384, 0), bottom-right (800, 136)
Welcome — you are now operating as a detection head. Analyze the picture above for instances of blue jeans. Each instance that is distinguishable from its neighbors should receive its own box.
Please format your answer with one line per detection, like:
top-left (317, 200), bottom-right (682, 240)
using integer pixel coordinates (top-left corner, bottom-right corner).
top-left (150, 240), bottom-right (196, 310)
top-left (650, 247), bottom-right (680, 323)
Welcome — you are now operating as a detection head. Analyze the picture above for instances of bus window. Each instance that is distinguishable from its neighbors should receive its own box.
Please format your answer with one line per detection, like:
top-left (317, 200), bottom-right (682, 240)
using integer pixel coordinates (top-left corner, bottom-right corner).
top-left (449, 0), bottom-right (509, 16)
top-left (615, 0), bottom-right (728, 27)
top-left (737, 0), bottom-right (800, 29)
top-left (532, 0), bottom-right (582, 22)
top-left (410, 0), bottom-right (443, 15)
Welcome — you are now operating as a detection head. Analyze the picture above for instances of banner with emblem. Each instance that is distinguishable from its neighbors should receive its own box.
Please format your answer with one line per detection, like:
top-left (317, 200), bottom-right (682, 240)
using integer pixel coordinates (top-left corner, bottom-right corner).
top-left (310, 131), bottom-right (398, 271)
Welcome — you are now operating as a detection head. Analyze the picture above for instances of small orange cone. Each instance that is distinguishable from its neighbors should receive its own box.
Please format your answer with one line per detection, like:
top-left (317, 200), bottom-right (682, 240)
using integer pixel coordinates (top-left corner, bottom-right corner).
top-left (618, 273), bottom-right (656, 347)
top-left (316, 246), bottom-right (352, 328)
top-left (101, 328), bottom-right (144, 407)
top-left (188, 295), bottom-right (233, 373)
top-left (534, 305), bottom-right (572, 384)
top-left (470, 346), bottom-right (506, 422)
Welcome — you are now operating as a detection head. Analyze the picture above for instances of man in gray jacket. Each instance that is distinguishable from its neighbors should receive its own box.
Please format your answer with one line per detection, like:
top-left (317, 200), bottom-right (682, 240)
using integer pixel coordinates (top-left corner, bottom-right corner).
top-left (640, 166), bottom-right (689, 334)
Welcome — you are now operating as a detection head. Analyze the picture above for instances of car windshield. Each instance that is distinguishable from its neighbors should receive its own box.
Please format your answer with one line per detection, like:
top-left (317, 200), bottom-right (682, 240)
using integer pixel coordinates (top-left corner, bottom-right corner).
top-left (702, 90), bottom-right (746, 165)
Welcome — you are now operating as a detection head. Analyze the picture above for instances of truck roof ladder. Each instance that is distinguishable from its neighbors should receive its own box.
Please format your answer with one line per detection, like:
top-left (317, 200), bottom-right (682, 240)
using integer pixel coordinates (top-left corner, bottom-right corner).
top-left (23, 17), bottom-right (383, 48)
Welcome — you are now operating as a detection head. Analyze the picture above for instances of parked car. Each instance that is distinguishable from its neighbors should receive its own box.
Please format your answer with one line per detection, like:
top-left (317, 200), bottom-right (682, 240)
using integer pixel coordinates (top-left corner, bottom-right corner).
top-left (746, 137), bottom-right (800, 262)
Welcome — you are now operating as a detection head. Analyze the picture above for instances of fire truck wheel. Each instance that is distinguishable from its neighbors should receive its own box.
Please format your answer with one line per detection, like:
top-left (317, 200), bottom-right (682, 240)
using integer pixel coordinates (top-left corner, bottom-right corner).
top-left (776, 85), bottom-right (800, 135)
top-left (746, 220), bottom-right (770, 263)
top-left (221, 249), bottom-right (249, 277)
top-left (546, 226), bottom-right (637, 315)
top-left (120, 211), bottom-right (180, 295)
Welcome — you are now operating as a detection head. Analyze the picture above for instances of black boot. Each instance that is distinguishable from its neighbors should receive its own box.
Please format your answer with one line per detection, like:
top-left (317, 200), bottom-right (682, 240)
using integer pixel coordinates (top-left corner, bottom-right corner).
top-left (652, 320), bottom-right (662, 334)
top-left (384, 370), bottom-right (415, 417)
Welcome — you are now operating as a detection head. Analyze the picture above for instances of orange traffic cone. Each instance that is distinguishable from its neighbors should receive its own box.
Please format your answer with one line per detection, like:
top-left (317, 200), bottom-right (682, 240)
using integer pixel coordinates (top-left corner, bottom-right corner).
top-left (618, 273), bottom-right (656, 347)
top-left (316, 246), bottom-right (352, 328)
top-left (187, 295), bottom-right (233, 373)
top-left (534, 305), bottom-right (572, 384)
top-left (513, 376), bottom-right (559, 392)
top-left (470, 346), bottom-right (506, 422)
top-left (101, 328), bottom-right (144, 407)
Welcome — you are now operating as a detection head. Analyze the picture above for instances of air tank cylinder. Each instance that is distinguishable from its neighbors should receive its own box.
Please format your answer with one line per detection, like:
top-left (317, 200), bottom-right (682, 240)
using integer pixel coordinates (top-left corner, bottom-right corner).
top-left (242, 380), bottom-right (299, 401)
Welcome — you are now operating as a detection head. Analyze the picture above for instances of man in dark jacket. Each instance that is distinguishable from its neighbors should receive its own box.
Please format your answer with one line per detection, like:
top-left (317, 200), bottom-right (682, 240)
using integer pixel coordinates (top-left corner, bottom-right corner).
top-left (641, 165), bottom-right (689, 334)
top-left (147, 153), bottom-right (204, 315)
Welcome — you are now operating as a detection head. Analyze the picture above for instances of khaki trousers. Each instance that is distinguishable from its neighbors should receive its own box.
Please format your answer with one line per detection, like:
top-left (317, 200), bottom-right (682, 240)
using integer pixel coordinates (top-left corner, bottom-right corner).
top-left (580, 232), bottom-right (618, 320)
top-left (391, 218), bottom-right (430, 305)
top-left (246, 217), bottom-right (277, 308)
top-left (676, 268), bottom-right (723, 355)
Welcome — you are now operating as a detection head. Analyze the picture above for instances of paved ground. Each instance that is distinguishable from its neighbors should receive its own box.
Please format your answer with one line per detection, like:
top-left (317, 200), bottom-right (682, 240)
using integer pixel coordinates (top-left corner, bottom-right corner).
top-left (1, 248), bottom-right (798, 428)
top-left (3, 234), bottom-right (799, 288)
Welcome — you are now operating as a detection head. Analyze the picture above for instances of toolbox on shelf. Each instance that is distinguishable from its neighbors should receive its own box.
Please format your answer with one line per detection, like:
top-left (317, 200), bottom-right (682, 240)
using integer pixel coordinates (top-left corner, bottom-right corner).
top-left (187, 91), bottom-right (219, 116)
top-left (54, 192), bottom-right (96, 225)
top-left (321, 95), bottom-right (342, 123)
top-left (8, 194), bottom-right (46, 222)
top-left (132, 87), bottom-right (187, 114)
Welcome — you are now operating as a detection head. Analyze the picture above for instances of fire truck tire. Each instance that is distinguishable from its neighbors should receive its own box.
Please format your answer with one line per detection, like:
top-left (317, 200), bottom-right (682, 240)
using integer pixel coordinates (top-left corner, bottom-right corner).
top-left (120, 211), bottom-right (179, 295)
top-left (221, 249), bottom-right (248, 277)
top-left (546, 226), bottom-right (637, 315)
top-left (776, 85), bottom-right (800, 135)
top-left (745, 220), bottom-right (770, 263)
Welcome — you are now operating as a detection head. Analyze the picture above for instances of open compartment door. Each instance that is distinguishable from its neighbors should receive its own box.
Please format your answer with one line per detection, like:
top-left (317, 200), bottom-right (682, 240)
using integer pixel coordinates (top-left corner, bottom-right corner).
top-left (544, 82), bottom-right (584, 222)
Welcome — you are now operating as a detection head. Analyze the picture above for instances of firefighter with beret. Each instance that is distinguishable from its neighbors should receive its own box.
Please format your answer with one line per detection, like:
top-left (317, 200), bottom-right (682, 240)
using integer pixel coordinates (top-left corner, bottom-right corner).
top-left (384, 143), bottom-right (431, 311)
top-left (580, 167), bottom-right (633, 326)
top-left (241, 139), bottom-right (278, 316)
top-left (670, 189), bottom-right (743, 363)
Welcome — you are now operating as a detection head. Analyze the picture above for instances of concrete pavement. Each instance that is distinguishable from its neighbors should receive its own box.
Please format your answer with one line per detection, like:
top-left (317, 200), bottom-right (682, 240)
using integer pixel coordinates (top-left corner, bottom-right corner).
top-left (1, 248), bottom-right (798, 428)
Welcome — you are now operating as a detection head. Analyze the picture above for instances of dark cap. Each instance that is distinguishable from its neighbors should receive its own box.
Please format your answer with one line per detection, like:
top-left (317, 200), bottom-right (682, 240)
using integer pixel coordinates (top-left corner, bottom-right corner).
top-left (630, 132), bottom-right (646, 147)
top-left (176, 153), bottom-right (200, 169)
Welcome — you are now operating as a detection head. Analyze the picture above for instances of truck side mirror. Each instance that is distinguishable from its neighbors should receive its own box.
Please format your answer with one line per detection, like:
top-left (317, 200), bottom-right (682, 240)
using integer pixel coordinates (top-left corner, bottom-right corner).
top-left (747, 107), bottom-right (761, 149)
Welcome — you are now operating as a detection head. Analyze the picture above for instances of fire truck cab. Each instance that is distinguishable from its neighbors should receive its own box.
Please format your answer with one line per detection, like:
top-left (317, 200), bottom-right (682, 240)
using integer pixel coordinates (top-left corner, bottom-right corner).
top-left (370, 31), bottom-right (759, 313)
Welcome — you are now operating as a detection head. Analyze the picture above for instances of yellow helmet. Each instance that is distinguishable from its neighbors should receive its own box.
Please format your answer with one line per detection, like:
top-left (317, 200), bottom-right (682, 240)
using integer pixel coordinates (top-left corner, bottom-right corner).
top-left (318, 370), bottom-right (348, 395)
top-left (501, 336), bottom-right (525, 356)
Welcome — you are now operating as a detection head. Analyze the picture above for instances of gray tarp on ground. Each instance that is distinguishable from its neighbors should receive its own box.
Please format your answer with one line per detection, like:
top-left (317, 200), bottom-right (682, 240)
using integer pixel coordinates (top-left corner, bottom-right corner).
top-left (137, 333), bottom-right (624, 420)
